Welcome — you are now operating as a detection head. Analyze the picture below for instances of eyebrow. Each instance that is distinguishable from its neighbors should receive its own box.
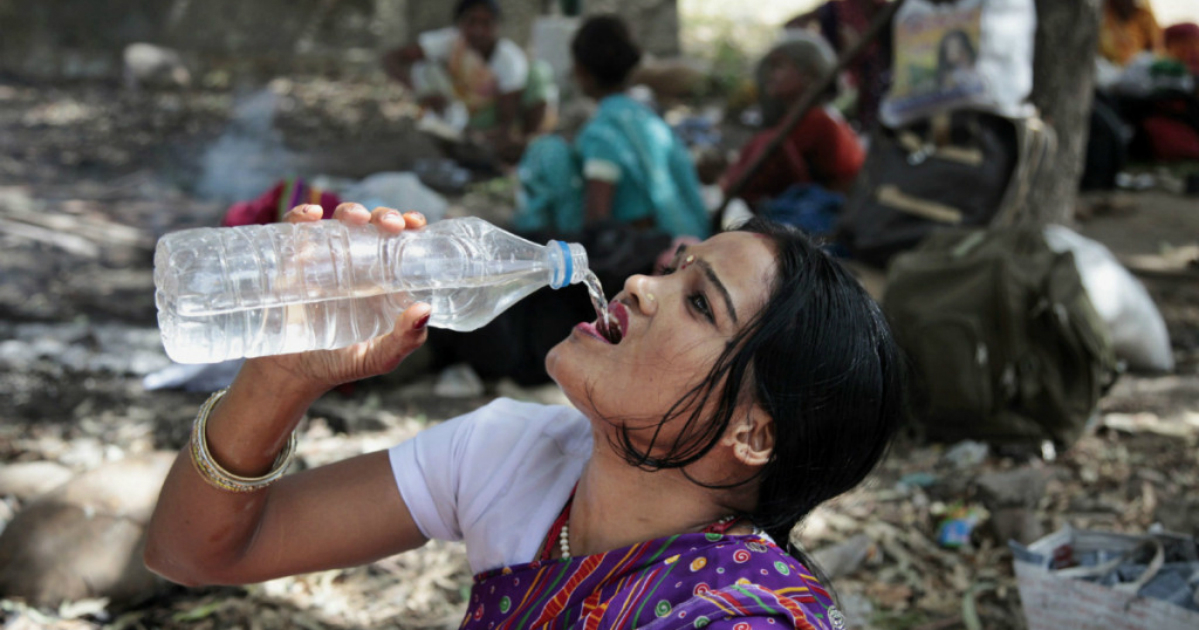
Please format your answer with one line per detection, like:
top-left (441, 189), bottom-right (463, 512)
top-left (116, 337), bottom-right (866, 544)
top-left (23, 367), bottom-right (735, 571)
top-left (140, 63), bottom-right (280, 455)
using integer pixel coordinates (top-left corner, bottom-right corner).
top-left (696, 258), bottom-right (738, 325)
top-left (673, 246), bottom-right (738, 325)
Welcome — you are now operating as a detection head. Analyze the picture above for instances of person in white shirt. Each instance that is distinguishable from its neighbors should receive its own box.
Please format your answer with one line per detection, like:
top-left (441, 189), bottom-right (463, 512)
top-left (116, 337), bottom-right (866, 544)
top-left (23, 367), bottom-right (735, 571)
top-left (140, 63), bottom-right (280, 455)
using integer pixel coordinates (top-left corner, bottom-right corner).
top-left (144, 201), bottom-right (904, 628)
top-left (383, 0), bottom-right (555, 162)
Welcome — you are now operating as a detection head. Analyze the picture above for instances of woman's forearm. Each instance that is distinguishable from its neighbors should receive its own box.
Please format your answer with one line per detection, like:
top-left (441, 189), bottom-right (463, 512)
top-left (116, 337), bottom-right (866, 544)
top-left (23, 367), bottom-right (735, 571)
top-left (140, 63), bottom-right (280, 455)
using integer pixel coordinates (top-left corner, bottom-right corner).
top-left (584, 179), bottom-right (616, 225)
top-left (143, 361), bottom-right (325, 585)
top-left (146, 207), bottom-right (434, 586)
top-left (204, 360), bottom-right (324, 475)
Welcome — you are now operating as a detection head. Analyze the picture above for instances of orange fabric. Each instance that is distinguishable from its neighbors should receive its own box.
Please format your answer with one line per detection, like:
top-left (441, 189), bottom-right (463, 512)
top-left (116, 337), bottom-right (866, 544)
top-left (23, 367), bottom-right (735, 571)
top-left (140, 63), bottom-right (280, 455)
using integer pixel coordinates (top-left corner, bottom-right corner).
top-left (447, 36), bottom-right (499, 114)
top-left (1099, 3), bottom-right (1163, 66)
top-left (723, 107), bottom-right (865, 206)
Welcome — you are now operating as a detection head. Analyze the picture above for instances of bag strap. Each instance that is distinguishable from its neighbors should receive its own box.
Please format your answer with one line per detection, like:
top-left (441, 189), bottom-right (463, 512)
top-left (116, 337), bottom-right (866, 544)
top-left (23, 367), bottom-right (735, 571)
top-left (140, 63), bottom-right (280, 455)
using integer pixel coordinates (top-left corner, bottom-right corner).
top-left (1054, 537), bottom-right (1166, 597)
top-left (993, 113), bottom-right (1057, 228)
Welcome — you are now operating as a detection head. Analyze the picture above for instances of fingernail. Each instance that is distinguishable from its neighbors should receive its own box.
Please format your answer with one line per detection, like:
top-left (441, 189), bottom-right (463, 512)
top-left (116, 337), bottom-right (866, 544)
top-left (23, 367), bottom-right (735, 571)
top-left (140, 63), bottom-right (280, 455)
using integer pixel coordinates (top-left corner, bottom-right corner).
top-left (385, 211), bottom-right (402, 221)
top-left (413, 314), bottom-right (430, 330)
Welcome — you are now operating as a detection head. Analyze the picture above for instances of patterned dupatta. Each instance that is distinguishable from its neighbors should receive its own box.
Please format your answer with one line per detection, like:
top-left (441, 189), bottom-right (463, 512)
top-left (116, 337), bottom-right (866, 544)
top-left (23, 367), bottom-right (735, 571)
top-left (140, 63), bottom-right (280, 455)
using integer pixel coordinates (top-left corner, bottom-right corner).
top-left (460, 533), bottom-right (846, 630)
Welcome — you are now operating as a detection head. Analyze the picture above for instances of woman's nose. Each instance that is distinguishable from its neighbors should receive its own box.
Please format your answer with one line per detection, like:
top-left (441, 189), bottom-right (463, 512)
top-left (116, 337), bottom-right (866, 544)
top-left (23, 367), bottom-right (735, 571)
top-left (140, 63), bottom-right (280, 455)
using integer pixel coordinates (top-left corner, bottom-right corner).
top-left (624, 274), bottom-right (660, 316)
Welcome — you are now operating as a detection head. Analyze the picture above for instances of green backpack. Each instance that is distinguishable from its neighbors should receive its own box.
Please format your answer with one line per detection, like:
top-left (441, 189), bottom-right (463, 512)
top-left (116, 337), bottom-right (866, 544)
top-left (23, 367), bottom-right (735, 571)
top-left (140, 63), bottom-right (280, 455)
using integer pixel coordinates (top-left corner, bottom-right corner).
top-left (881, 226), bottom-right (1118, 448)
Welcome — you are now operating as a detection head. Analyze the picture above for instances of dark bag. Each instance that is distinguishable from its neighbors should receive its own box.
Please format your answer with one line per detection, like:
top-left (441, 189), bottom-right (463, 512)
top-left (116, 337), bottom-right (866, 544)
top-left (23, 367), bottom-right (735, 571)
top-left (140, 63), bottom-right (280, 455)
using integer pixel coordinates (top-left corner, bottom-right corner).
top-left (882, 227), bottom-right (1118, 448)
top-left (839, 111), bottom-right (1033, 267)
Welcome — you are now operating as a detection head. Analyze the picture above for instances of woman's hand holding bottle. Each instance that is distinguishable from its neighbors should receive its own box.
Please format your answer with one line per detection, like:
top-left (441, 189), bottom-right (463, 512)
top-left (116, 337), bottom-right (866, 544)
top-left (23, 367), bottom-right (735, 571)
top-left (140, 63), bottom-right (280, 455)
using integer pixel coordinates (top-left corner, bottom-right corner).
top-left (246, 203), bottom-right (432, 397)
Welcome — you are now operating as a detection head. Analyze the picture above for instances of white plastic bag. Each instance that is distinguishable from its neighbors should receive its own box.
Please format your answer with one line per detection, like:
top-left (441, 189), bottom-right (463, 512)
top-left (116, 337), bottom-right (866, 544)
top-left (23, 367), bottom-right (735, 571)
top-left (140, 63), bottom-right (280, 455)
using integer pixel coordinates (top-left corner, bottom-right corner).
top-left (1043, 225), bottom-right (1174, 373)
top-left (1012, 526), bottom-right (1199, 630)
top-left (341, 172), bottom-right (449, 224)
top-left (881, 0), bottom-right (1037, 127)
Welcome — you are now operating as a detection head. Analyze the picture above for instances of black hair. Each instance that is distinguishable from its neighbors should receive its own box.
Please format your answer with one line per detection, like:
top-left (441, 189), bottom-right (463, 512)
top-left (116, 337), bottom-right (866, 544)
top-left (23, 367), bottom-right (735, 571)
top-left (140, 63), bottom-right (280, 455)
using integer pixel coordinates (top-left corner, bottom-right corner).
top-left (453, 0), bottom-right (500, 21)
top-left (610, 218), bottom-right (905, 566)
top-left (571, 14), bottom-right (643, 89)
top-left (1108, 0), bottom-right (1139, 22)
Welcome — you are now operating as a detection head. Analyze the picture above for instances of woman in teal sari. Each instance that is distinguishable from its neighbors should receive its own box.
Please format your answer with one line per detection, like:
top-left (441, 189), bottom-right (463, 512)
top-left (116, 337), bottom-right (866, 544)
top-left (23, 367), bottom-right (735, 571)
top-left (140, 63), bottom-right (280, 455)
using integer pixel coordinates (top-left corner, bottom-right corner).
top-left (144, 201), bottom-right (904, 629)
top-left (515, 15), bottom-right (709, 240)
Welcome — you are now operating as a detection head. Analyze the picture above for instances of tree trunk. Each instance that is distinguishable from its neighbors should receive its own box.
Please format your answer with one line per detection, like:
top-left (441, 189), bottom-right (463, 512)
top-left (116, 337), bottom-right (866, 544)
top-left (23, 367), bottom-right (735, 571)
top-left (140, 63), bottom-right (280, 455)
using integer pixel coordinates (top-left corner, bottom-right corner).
top-left (1026, 0), bottom-right (1102, 224)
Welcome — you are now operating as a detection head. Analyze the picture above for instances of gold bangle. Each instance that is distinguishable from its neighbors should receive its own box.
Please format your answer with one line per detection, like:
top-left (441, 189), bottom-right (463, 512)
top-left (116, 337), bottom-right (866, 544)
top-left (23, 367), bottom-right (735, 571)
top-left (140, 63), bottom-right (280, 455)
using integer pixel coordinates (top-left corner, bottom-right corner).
top-left (189, 387), bottom-right (297, 493)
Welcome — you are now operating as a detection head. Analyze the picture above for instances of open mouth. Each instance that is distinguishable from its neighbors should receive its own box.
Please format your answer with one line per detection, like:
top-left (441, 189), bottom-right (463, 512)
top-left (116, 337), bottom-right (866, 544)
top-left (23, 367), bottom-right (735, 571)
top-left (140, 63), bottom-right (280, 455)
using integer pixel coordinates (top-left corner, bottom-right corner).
top-left (599, 302), bottom-right (627, 344)
top-left (577, 302), bottom-right (628, 345)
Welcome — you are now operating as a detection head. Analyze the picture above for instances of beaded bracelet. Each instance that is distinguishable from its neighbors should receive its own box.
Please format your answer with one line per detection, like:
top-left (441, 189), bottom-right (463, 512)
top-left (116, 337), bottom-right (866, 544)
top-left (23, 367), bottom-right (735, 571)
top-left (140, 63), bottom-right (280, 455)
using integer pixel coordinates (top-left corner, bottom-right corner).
top-left (189, 387), bottom-right (297, 493)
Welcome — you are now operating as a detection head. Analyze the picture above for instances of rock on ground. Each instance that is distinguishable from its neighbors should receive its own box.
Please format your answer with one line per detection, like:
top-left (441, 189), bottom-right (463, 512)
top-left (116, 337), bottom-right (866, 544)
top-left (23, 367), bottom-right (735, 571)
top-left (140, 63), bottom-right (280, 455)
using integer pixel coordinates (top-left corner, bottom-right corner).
top-left (0, 453), bottom-right (175, 607)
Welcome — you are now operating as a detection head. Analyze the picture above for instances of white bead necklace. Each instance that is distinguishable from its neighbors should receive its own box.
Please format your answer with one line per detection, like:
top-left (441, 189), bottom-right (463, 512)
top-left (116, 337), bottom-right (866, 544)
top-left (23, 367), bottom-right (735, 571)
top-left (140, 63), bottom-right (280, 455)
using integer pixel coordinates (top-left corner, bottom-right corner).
top-left (559, 515), bottom-right (738, 560)
top-left (559, 519), bottom-right (572, 559)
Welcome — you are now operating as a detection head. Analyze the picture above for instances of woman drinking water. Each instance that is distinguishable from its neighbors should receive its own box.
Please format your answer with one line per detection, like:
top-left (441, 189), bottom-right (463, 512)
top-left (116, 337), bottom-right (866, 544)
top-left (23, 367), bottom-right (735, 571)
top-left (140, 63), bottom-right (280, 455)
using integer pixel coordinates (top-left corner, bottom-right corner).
top-left (144, 201), bottom-right (905, 629)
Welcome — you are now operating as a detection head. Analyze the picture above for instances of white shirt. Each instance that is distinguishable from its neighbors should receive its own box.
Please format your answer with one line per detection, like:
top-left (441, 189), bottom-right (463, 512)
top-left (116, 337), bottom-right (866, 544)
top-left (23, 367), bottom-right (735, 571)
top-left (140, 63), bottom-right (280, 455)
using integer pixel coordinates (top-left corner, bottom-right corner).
top-left (417, 27), bottom-right (530, 94)
top-left (388, 398), bottom-right (591, 574)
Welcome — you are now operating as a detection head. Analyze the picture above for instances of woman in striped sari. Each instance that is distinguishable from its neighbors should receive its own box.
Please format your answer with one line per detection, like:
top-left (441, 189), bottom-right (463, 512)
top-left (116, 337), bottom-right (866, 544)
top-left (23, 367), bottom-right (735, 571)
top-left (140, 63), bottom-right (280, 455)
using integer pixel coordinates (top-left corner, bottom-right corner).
top-left (144, 202), bottom-right (904, 629)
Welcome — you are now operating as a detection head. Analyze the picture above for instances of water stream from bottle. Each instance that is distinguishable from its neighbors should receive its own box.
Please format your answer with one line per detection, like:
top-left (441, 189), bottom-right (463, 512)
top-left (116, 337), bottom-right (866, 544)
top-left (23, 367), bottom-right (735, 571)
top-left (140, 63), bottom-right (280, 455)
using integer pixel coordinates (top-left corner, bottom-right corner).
top-left (582, 270), bottom-right (619, 343)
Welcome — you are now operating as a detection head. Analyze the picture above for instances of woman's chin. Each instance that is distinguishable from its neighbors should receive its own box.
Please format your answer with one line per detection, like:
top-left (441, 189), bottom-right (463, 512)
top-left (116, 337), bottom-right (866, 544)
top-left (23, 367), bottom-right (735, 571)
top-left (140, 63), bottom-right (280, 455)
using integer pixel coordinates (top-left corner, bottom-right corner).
top-left (544, 338), bottom-right (568, 381)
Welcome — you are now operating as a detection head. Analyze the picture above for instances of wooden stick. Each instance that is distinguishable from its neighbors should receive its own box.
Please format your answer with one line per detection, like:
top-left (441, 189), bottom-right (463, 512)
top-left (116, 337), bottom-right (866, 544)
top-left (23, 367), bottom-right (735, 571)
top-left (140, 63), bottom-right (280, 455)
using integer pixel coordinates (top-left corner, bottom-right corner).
top-left (715, 0), bottom-right (907, 224)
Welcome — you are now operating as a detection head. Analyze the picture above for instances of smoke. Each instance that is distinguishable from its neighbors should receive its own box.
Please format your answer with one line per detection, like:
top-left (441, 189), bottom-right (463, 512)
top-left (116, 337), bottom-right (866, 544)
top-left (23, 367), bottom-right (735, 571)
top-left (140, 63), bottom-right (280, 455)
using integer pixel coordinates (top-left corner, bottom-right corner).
top-left (196, 88), bottom-right (297, 202)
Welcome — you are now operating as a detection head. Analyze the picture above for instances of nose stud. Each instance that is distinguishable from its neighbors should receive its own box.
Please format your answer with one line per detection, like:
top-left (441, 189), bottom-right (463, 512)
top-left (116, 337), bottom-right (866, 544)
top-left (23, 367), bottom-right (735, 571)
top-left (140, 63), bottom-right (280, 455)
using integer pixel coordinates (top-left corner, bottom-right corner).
top-left (646, 293), bottom-right (656, 302)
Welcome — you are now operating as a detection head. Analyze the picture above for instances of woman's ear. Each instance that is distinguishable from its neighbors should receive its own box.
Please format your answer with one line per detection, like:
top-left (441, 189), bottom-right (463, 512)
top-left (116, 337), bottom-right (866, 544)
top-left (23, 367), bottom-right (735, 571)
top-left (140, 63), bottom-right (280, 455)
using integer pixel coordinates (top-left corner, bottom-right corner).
top-left (727, 405), bottom-right (775, 467)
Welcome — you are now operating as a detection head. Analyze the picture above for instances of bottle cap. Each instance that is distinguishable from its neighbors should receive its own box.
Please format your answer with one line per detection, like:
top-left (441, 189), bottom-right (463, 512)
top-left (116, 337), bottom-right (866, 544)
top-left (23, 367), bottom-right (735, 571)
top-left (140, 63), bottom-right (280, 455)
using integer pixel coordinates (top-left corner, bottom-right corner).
top-left (548, 241), bottom-right (589, 289)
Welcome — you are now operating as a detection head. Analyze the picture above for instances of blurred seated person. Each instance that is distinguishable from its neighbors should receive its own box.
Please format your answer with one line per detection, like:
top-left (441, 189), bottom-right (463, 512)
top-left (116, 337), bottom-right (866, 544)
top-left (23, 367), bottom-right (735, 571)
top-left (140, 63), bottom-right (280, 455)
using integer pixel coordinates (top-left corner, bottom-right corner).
top-left (721, 34), bottom-right (865, 209)
top-left (785, 0), bottom-right (891, 133)
top-left (1090, 1), bottom-right (1197, 167)
top-left (1137, 22), bottom-right (1198, 161)
top-left (1099, 0), bottom-right (1163, 68)
top-left (383, 0), bottom-right (555, 163)
top-left (433, 16), bottom-right (708, 388)
top-left (512, 15), bottom-right (709, 240)
top-left (1164, 22), bottom-right (1199, 75)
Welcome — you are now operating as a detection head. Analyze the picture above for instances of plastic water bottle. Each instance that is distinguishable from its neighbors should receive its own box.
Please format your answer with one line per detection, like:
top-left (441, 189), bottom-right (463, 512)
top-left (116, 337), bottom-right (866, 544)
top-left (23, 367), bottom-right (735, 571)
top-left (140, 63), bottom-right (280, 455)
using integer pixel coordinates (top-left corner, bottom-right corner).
top-left (154, 217), bottom-right (589, 364)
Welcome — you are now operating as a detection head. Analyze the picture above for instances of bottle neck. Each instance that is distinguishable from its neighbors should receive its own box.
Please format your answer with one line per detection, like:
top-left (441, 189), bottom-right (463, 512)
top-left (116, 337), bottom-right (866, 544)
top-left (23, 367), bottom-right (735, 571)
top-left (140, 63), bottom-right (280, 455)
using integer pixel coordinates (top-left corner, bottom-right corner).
top-left (547, 240), bottom-right (588, 289)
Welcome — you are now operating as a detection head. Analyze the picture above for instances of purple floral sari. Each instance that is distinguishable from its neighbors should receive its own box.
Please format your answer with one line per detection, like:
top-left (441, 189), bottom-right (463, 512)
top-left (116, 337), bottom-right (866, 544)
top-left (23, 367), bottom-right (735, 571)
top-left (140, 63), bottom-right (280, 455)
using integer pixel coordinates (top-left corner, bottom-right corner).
top-left (460, 533), bottom-right (845, 629)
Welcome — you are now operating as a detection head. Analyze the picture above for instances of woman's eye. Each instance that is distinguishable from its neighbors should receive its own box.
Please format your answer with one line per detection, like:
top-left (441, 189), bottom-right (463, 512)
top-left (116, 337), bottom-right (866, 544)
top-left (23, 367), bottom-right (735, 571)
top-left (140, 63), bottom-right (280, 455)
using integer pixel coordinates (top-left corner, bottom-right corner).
top-left (660, 265), bottom-right (677, 275)
top-left (689, 293), bottom-right (714, 322)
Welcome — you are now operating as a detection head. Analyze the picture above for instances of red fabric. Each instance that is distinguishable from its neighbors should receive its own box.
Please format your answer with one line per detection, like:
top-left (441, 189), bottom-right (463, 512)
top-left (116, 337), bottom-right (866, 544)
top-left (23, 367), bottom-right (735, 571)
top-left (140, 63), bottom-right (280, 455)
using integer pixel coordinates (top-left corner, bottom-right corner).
top-left (1142, 116), bottom-right (1199, 160)
top-left (724, 107), bottom-right (865, 206)
top-left (1164, 22), bottom-right (1199, 74)
top-left (221, 179), bottom-right (341, 227)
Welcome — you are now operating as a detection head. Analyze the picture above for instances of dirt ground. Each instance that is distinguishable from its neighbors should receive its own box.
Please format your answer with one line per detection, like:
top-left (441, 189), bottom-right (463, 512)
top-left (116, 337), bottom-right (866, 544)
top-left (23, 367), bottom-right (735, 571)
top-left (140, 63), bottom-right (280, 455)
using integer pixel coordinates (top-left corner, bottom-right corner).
top-left (0, 78), bottom-right (1196, 629)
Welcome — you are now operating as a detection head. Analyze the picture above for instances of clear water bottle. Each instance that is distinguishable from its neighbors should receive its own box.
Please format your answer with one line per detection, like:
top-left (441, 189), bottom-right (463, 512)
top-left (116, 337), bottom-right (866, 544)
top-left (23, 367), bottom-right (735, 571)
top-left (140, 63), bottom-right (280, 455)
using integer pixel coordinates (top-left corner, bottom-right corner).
top-left (154, 217), bottom-right (589, 363)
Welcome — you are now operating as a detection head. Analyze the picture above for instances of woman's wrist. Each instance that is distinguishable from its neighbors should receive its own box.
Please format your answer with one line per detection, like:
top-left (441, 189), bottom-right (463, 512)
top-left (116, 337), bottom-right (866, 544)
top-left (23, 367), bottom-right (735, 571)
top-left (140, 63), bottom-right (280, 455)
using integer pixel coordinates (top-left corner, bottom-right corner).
top-left (190, 388), bottom-right (298, 492)
top-left (237, 357), bottom-right (331, 406)
top-left (199, 360), bottom-right (325, 478)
